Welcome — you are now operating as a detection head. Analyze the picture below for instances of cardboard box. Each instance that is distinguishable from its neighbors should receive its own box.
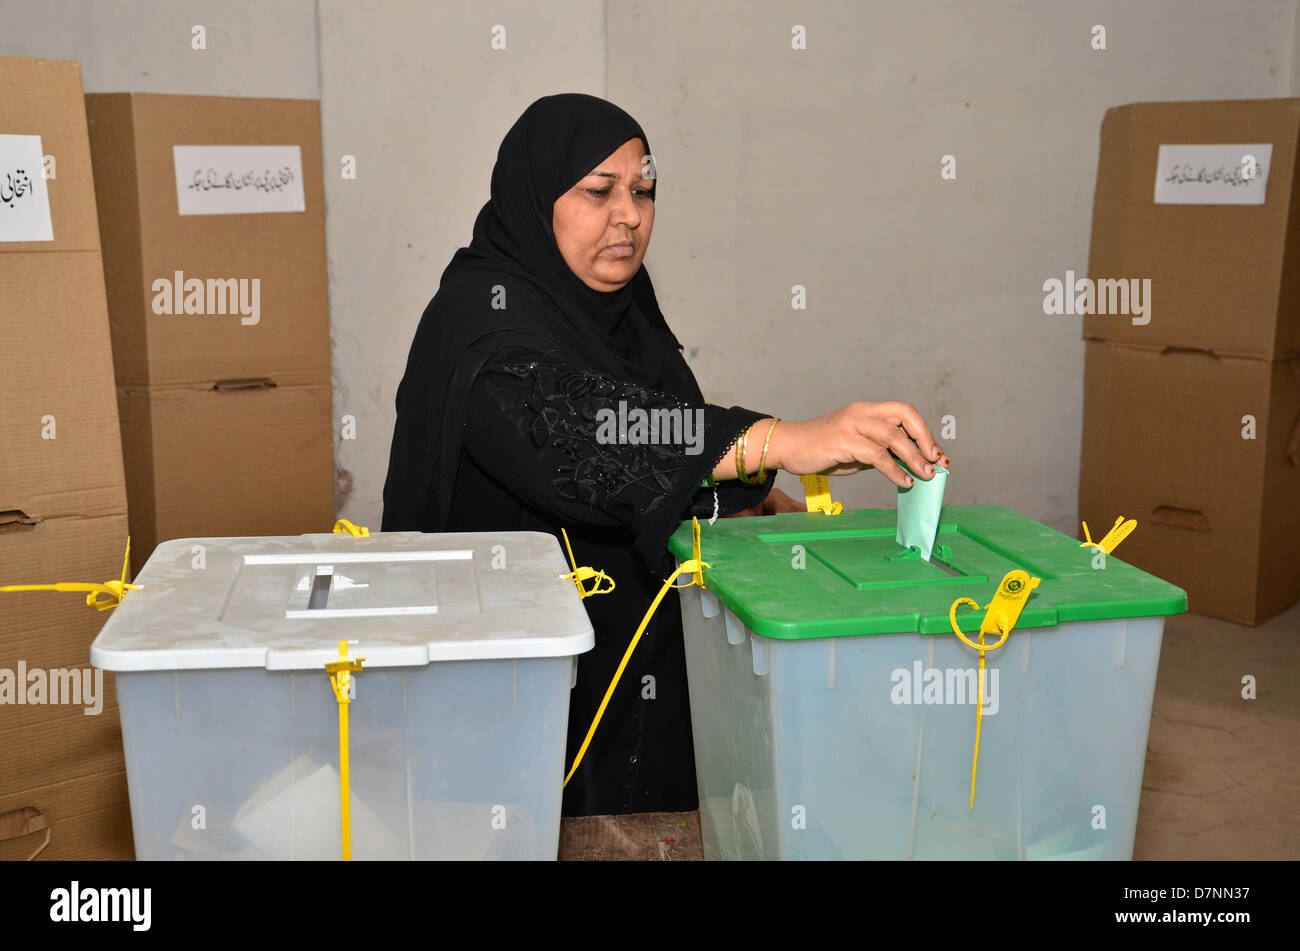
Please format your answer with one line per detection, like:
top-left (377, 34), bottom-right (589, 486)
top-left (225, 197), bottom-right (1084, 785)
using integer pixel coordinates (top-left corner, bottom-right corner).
top-left (117, 382), bottom-right (336, 574)
top-left (0, 57), bottom-right (100, 253)
top-left (1080, 341), bottom-right (1300, 625)
top-left (0, 252), bottom-right (126, 521)
top-left (0, 774), bottom-right (133, 861)
top-left (0, 514), bottom-right (134, 861)
top-left (85, 93), bottom-right (336, 571)
top-left (1085, 98), bottom-right (1300, 360)
top-left (84, 93), bottom-right (330, 387)
top-left (1082, 98), bottom-right (1300, 623)
top-left (1, 55), bottom-right (133, 860)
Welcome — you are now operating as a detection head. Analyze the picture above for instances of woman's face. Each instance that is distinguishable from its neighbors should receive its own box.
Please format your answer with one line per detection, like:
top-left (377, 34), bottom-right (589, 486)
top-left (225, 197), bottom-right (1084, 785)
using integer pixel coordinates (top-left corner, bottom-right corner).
top-left (552, 137), bottom-right (655, 292)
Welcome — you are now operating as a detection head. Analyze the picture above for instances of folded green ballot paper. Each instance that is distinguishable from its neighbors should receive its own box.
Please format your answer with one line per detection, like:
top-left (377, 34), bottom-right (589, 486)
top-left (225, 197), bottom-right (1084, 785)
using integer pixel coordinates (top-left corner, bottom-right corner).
top-left (896, 460), bottom-right (948, 561)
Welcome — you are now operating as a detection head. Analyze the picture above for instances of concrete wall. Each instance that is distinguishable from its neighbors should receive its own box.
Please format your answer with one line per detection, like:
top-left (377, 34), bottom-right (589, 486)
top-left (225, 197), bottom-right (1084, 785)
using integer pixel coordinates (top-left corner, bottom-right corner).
top-left (606, 0), bottom-right (1296, 529)
top-left (3, 0), bottom-right (1297, 533)
top-left (0, 0), bottom-right (318, 97)
top-left (316, 0), bottom-right (606, 520)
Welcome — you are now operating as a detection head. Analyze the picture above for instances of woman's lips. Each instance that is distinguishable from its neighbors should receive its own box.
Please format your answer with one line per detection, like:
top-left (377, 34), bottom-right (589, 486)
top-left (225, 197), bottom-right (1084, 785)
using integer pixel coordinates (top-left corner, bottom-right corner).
top-left (600, 244), bottom-right (635, 258)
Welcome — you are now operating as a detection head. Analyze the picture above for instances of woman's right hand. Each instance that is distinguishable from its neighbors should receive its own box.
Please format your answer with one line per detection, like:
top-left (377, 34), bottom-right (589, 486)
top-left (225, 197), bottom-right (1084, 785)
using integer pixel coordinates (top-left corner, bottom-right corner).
top-left (767, 402), bottom-right (950, 489)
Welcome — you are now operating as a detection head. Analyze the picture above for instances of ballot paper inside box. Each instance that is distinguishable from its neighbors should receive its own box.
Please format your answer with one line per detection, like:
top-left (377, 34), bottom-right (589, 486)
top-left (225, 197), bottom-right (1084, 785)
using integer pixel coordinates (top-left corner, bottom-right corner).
top-left (90, 531), bottom-right (593, 861)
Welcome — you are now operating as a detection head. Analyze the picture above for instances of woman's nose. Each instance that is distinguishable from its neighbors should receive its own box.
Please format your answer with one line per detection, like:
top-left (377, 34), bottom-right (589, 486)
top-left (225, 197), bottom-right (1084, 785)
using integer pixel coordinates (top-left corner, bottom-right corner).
top-left (609, 187), bottom-right (641, 228)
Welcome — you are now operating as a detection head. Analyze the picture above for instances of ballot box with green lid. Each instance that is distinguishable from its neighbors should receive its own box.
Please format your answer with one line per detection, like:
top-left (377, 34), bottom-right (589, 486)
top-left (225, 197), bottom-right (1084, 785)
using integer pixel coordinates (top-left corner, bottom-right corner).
top-left (667, 504), bottom-right (1186, 861)
top-left (90, 531), bottom-right (594, 860)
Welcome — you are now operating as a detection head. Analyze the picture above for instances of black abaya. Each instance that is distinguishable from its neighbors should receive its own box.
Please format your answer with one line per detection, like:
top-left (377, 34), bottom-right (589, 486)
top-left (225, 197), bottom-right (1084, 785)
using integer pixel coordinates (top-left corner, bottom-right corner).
top-left (382, 94), bottom-right (774, 815)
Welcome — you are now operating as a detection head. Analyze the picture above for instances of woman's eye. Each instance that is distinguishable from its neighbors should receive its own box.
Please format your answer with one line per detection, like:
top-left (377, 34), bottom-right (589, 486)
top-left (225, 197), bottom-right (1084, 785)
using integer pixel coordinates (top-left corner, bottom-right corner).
top-left (580, 186), bottom-right (653, 200)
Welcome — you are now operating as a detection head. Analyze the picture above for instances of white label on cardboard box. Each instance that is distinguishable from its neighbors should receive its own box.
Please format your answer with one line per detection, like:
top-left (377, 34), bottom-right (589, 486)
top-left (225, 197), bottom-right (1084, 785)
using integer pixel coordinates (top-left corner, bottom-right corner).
top-left (0, 134), bottom-right (54, 242)
top-left (173, 145), bottom-right (306, 215)
top-left (1153, 144), bottom-right (1272, 205)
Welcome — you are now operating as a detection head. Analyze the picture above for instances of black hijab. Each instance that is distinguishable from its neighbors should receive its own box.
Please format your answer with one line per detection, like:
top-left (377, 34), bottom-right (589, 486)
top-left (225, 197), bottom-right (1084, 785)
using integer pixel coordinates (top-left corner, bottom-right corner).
top-left (382, 94), bottom-right (706, 536)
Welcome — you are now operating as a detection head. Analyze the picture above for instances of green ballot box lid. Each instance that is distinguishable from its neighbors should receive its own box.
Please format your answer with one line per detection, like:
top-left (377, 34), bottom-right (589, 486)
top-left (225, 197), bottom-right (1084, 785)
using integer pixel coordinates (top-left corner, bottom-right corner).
top-left (666, 505), bottom-right (1187, 639)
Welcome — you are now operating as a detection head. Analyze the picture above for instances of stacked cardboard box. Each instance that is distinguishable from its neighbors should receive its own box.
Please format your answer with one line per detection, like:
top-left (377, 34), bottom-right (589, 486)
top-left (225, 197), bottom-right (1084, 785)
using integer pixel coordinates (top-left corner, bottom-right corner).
top-left (84, 93), bottom-right (334, 575)
top-left (1081, 99), bottom-right (1300, 625)
top-left (0, 56), bottom-right (134, 860)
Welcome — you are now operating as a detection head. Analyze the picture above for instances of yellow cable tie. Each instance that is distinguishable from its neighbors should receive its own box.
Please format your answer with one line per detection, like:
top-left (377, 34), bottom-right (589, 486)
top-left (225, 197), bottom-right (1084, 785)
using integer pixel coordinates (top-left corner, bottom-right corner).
top-left (333, 519), bottom-right (370, 537)
top-left (669, 516), bottom-right (710, 589)
top-left (799, 474), bottom-right (843, 515)
top-left (564, 518), bottom-right (710, 789)
top-left (1080, 516), bottom-right (1136, 555)
top-left (0, 536), bottom-right (139, 611)
top-left (558, 527), bottom-right (615, 599)
top-left (324, 640), bottom-right (365, 861)
top-left (690, 516), bottom-right (704, 587)
top-left (948, 570), bottom-right (1040, 811)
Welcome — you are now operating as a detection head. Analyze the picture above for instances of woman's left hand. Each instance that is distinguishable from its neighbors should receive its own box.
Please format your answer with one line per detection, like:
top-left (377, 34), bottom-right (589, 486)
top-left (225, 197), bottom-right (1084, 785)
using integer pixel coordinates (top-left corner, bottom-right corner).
top-left (725, 487), bottom-right (805, 519)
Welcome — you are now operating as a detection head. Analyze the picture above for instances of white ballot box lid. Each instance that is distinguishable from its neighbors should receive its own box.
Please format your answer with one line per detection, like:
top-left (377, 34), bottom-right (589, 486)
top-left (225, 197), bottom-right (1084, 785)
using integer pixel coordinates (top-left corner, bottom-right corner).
top-left (90, 531), bottom-right (595, 671)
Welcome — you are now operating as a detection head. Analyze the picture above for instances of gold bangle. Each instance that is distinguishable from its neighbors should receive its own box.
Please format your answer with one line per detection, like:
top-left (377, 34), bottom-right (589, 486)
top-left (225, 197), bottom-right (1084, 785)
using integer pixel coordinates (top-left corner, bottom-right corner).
top-left (736, 423), bottom-right (754, 484)
top-left (757, 417), bottom-right (780, 484)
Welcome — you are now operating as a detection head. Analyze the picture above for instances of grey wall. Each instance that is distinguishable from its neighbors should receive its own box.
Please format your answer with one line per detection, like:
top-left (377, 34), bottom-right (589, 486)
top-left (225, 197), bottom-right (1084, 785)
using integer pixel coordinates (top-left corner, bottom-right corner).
top-left (2, 0), bottom-right (1296, 534)
top-left (317, 0), bottom-right (606, 520)
top-left (606, 0), bottom-right (1296, 529)
top-left (0, 0), bottom-right (319, 97)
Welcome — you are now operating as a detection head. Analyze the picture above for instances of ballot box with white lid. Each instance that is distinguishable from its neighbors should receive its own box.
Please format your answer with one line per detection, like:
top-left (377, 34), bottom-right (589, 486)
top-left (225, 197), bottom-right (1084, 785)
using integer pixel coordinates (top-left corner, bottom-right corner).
top-left (90, 531), bottom-right (594, 860)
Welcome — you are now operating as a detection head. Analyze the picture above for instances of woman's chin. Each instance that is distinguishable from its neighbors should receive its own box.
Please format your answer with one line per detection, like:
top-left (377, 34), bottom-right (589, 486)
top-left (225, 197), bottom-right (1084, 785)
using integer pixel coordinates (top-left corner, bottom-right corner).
top-left (585, 266), bottom-right (638, 291)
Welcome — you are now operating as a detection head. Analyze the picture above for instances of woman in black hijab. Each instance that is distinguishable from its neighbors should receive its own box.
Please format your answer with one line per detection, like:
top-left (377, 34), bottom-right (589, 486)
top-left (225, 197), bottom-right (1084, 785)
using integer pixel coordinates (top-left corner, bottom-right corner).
top-left (383, 94), bottom-right (948, 817)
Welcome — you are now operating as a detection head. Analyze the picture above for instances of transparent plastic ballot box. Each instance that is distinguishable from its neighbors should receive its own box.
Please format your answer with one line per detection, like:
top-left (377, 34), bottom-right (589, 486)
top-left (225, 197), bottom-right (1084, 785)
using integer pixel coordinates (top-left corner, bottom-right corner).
top-left (666, 504), bottom-right (1186, 861)
top-left (90, 531), bottom-right (594, 860)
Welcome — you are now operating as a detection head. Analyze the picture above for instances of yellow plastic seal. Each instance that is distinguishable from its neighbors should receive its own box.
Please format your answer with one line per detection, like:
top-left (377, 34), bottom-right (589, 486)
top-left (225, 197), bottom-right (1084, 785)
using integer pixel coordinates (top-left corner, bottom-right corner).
top-left (0, 537), bottom-right (139, 611)
top-left (1080, 515), bottom-right (1135, 555)
top-left (559, 527), bottom-right (616, 599)
top-left (799, 474), bottom-right (843, 515)
top-left (324, 640), bottom-right (365, 861)
top-left (949, 569), bottom-right (1041, 811)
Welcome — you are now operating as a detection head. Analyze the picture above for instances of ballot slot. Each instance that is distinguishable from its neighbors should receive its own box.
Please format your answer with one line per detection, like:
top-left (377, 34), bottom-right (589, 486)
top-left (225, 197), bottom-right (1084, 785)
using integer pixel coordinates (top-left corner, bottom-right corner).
top-left (307, 566), bottom-right (333, 610)
top-left (928, 557), bottom-right (964, 579)
top-left (281, 556), bottom-right (445, 619)
top-left (948, 525), bottom-right (1057, 582)
top-left (217, 549), bottom-right (475, 625)
top-left (753, 522), bottom-right (1057, 591)
top-left (755, 525), bottom-right (986, 590)
top-left (811, 537), bottom-right (979, 589)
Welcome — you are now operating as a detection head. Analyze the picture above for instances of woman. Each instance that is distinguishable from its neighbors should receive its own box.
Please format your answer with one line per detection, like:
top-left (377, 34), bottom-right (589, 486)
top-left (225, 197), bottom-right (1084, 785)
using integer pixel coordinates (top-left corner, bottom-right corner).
top-left (382, 93), bottom-right (949, 817)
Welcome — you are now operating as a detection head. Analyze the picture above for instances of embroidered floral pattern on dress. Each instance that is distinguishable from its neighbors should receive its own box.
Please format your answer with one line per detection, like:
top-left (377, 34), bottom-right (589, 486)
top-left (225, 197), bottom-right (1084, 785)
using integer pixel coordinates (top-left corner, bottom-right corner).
top-left (489, 359), bottom-right (696, 515)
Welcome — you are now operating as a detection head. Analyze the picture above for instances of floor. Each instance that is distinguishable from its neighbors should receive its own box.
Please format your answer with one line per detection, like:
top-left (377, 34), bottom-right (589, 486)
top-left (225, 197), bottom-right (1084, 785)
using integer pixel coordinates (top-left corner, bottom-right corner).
top-left (560, 603), bottom-right (1300, 860)
top-left (560, 811), bottom-right (702, 860)
top-left (1133, 601), bottom-right (1300, 860)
